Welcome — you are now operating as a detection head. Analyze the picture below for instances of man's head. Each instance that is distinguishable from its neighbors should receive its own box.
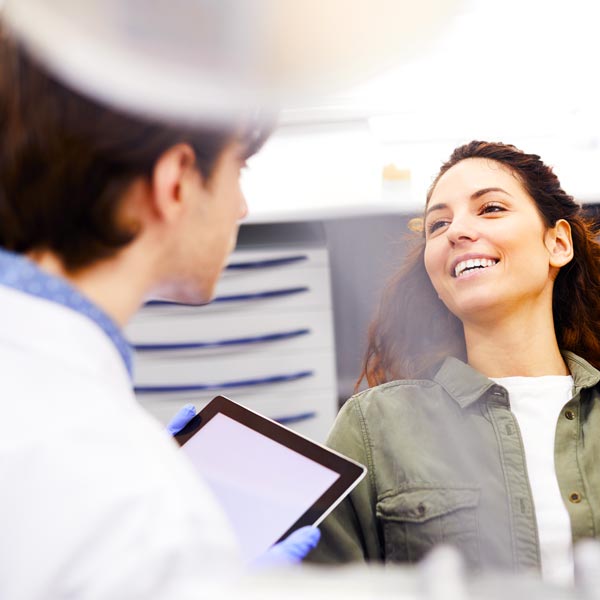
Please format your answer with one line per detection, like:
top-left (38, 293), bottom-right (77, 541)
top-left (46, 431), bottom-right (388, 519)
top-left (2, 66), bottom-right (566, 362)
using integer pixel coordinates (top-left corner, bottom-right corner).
top-left (0, 28), bottom-right (268, 303)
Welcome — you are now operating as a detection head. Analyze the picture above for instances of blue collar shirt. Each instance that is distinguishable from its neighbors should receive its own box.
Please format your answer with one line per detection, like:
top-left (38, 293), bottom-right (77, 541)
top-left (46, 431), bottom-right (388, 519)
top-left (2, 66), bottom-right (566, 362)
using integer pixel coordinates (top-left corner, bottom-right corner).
top-left (0, 249), bottom-right (133, 377)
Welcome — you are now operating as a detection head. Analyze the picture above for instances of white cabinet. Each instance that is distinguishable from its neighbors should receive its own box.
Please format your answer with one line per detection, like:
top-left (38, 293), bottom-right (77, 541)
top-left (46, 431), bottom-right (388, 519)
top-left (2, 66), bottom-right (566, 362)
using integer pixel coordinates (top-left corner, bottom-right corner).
top-left (126, 225), bottom-right (338, 442)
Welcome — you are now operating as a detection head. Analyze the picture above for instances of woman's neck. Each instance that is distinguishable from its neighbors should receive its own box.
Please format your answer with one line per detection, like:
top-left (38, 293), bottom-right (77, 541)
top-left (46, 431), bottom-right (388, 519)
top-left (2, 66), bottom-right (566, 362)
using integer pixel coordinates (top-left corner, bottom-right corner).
top-left (463, 308), bottom-right (568, 378)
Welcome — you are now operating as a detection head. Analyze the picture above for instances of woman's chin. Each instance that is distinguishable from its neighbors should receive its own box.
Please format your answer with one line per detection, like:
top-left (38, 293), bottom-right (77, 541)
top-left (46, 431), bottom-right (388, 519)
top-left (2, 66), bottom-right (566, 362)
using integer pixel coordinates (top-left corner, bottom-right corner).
top-left (448, 297), bottom-right (505, 325)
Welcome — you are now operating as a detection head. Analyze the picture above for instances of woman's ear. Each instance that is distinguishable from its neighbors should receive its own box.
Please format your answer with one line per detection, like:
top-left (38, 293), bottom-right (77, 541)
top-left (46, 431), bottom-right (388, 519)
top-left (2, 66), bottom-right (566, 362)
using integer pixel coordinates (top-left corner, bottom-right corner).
top-left (151, 143), bottom-right (199, 223)
top-left (546, 219), bottom-right (574, 268)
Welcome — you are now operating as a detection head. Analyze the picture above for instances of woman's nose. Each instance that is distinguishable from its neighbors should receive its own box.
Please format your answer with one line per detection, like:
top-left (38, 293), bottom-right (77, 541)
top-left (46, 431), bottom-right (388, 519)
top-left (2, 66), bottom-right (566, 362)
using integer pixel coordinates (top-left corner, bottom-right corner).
top-left (445, 214), bottom-right (479, 245)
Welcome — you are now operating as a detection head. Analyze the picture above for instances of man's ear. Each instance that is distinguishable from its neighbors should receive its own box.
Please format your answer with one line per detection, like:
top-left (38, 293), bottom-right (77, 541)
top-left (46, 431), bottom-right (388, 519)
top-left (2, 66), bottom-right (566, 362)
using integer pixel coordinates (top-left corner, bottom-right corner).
top-left (546, 219), bottom-right (574, 269)
top-left (151, 144), bottom-right (200, 222)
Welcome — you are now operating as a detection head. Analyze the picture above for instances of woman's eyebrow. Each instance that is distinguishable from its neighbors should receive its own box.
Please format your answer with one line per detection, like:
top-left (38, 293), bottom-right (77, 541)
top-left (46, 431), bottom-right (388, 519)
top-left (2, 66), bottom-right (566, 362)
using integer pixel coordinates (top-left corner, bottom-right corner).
top-left (426, 187), bottom-right (512, 218)
top-left (425, 203), bottom-right (446, 218)
top-left (471, 187), bottom-right (512, 199)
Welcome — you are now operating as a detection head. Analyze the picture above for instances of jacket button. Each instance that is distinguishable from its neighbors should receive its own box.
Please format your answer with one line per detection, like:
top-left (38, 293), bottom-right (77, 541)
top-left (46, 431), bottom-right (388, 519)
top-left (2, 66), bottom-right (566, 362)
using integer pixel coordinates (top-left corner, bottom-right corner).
top-left (565, 410), bottom-right (576, 420)
top-left (569, 492), bottom-right (582, 504)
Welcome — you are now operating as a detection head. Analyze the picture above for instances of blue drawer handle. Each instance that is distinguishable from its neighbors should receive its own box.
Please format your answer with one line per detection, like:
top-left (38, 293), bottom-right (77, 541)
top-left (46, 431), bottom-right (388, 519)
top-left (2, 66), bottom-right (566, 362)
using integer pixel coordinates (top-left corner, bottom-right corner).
top-left (145, 287), bottom-right (309, 307)
top-left (226, 255), bottom-right (308, 270)
top-left (274, 412), bottom-right (317, 425)
top-left (133, 328), bottom-right (311, 351)
top-left (134, 370), bottom-right (314, 393)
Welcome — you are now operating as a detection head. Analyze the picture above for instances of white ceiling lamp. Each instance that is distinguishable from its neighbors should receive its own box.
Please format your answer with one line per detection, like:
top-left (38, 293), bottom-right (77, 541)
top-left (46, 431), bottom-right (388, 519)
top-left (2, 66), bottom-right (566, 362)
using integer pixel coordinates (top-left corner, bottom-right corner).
top-left (3, 0), bottom-right (464, 125)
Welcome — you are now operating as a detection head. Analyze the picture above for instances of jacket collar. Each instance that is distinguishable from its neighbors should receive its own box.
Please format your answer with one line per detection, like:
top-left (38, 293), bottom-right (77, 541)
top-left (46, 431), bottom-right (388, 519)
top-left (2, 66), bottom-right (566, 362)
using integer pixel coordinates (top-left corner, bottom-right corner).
top-left (562, 351), bottom-right (600, 392)
top-left (433, 351), bottom-right (600, 409)
top-left (433, 357), bottom-right (496, 409)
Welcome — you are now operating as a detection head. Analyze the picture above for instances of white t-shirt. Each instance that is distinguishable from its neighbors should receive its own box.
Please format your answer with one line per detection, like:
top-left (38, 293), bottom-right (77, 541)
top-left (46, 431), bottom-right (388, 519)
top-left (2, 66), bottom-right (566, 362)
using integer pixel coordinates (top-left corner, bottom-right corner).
top-left (491, 375), bottom-right (574, 586)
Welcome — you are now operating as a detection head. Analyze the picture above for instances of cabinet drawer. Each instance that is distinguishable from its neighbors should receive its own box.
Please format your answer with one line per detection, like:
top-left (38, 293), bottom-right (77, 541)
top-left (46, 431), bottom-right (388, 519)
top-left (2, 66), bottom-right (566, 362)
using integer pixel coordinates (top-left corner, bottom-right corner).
top-left (134, 348), bottom-right (336, 388)
top-left (142, 289), bottom-right (327, 315)
top-left (127, 309), bottom-right (333, 353)
top-left (222, 248), bottom-right (329, 272)
top-left (216, 264), bottom-right (330, 298)
top-left (131, 235), bottom-right (338, 443)
top-left (138, 390), bottom-right (337, 442)
top-left (142, 248), bottom-right (332, 313)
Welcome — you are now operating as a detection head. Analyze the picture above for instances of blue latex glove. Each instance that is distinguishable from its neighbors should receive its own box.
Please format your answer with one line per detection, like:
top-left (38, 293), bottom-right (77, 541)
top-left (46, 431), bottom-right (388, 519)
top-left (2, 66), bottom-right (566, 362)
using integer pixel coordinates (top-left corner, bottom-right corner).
top-left (166, 405), bottom-right (321, 565)
top-left (166, 403), bottom-right (197, 435)
top-left (252, 526), bottom-right (321, 568)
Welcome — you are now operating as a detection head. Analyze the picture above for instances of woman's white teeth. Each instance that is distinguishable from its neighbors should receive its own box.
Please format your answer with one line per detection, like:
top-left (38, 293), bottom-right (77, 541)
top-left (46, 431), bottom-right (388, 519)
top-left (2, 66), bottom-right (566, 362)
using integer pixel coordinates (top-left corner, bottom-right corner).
top-left (454, 258), bottom-right (497, 277)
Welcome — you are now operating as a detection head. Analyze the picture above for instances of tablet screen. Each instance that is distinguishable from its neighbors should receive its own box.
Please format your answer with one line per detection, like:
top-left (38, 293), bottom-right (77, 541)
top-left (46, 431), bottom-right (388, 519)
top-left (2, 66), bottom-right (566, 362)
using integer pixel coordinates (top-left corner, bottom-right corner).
top-left (175, 396), bottom-right (366, 562)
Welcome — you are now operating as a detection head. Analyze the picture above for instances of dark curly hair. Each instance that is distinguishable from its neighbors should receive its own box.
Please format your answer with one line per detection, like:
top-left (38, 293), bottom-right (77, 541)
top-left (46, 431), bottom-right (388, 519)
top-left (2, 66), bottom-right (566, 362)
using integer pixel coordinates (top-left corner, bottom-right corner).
top-left (359, 140), bottom-right (600, 387)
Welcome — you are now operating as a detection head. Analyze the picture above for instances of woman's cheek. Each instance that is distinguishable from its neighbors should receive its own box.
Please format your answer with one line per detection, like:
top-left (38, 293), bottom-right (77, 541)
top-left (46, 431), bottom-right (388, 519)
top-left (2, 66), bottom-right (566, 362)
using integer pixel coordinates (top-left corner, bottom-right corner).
top-left (423, 248), bottom-right (441, 289)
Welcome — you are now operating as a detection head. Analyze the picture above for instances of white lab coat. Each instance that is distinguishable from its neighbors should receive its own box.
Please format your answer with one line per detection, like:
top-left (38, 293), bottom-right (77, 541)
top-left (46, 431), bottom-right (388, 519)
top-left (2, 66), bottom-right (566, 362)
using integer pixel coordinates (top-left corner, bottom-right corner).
top-left (0, 285), bottom-right (242, 600)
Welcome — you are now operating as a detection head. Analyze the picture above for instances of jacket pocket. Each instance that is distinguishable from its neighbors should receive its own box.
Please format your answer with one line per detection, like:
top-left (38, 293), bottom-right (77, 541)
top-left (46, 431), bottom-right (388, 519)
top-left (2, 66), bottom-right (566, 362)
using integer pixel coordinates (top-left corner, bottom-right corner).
top-left (376, 484), bottom-right (481, 569)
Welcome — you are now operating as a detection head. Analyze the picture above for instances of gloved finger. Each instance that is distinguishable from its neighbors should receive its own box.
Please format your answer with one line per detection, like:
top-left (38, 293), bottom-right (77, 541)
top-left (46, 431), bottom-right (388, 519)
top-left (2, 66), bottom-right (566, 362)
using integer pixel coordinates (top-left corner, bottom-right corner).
top-left (275, 526), bottom-right (321, 561)
top-left (165, 404), bottom-right (196, 435)
top-left (251, 526), bottom-right (321, 569)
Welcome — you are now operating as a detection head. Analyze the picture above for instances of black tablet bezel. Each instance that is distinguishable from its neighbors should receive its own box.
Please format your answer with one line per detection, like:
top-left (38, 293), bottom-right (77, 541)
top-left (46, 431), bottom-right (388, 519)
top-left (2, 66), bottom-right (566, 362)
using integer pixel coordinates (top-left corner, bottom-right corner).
top-left (174, 395), bottom-right (366, 543)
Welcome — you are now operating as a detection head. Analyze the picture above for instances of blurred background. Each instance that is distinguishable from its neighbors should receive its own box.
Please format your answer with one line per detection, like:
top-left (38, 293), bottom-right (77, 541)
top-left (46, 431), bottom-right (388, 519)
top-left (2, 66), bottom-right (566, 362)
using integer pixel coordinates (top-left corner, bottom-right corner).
top-left (5, 0), bottom-right (600, 440)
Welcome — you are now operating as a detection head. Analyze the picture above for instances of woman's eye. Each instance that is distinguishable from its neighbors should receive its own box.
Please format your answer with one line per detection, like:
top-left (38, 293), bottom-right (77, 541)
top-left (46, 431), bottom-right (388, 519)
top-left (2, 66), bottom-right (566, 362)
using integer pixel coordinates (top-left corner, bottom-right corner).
top-left (480, 203), bottom-right (505, 214)
top-left (426, 219), bottom-right (449, 235)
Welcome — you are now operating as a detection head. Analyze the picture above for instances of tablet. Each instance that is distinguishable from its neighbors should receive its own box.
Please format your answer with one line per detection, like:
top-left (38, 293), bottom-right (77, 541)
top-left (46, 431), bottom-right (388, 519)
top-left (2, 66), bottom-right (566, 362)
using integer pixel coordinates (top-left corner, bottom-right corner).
top-left (174, 395), bottom-right (366, 562)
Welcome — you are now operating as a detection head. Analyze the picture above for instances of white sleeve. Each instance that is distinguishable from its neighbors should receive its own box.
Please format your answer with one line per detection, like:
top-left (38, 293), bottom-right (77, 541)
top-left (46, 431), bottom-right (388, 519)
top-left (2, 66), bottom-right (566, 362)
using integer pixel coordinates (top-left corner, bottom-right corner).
top-left (0, 397), bottom-right (241, 600)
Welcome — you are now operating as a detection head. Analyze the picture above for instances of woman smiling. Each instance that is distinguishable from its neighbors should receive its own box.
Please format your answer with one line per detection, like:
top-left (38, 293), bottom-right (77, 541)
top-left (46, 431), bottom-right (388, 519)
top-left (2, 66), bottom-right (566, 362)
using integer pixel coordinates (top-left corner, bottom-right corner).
top-left (308, 141), bottom-right (600, 585)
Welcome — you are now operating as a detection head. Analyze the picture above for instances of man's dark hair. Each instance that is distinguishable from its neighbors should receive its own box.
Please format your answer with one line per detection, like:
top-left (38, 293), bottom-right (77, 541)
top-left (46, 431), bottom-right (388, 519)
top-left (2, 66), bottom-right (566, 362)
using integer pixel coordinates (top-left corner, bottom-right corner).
top-left (0, 28), bottom-right (263, 272)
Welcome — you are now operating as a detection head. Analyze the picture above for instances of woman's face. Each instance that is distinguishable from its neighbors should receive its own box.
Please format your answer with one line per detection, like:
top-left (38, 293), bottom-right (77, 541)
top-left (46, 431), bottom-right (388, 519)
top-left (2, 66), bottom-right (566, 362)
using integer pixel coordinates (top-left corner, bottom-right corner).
top-left (423, 158), bottom-right (560, 325)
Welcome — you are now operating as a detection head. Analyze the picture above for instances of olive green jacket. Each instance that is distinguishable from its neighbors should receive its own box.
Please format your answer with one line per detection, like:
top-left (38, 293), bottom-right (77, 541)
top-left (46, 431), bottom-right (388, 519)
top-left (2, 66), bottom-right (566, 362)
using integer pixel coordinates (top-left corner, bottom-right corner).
top-left (309, 352), bottom-right (600, 573)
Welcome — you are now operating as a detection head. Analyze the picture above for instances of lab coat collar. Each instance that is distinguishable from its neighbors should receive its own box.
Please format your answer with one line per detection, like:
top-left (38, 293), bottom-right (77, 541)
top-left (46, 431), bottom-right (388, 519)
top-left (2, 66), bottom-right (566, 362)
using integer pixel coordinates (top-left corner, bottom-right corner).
top-left (0, 249), bottom-right (132, 377)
